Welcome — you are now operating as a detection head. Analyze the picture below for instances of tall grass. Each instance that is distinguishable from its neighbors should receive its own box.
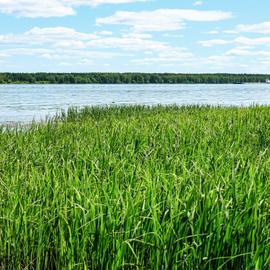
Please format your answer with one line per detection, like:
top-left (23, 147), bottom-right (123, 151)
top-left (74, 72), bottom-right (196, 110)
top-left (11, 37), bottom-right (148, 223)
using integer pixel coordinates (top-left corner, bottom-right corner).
top-left (0, 105), bottom-right (270, 269)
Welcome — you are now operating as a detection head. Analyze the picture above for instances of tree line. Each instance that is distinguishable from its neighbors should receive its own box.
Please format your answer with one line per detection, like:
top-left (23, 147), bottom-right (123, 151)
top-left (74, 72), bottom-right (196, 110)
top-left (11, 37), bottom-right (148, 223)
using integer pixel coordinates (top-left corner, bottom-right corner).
top-left (0, 73), bottom-right (269, 84)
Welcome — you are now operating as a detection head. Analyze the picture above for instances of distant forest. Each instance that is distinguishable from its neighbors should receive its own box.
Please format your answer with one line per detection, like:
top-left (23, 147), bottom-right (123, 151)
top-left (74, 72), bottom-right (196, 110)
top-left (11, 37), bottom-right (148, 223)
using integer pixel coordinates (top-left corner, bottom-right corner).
top-left (0, 73), bottom-right (270, 84)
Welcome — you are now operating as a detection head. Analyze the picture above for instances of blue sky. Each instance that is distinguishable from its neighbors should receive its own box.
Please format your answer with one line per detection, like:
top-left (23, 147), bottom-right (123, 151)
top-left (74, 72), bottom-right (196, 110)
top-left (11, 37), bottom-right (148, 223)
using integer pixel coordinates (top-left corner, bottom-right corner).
top-left (0, 0), bottom-right (270, 73)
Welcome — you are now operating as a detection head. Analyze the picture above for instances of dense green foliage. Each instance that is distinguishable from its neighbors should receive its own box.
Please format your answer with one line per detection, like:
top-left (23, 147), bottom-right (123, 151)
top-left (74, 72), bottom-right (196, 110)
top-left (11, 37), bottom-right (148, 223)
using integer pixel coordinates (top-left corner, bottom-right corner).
top-left (1, 106), bottom-right (270, 269)
top-left (0, 72), bottom-right (270, 84)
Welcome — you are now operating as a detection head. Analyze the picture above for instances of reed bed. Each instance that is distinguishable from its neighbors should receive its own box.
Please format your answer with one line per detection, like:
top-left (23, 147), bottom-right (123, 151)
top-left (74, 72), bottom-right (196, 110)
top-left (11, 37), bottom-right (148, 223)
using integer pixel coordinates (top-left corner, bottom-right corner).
top-left (0, 105), bottom-right (270, 269)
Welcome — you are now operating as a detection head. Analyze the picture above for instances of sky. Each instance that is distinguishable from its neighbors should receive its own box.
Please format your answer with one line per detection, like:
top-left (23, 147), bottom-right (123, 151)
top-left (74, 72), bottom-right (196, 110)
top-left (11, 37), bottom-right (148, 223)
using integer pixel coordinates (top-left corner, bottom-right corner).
top-left (0, 0), bottom-right (270, 73)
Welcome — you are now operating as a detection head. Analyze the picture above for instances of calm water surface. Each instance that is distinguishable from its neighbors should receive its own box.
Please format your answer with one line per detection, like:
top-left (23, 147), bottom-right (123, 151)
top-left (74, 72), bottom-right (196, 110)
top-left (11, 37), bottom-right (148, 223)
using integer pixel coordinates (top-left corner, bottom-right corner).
top-left (1, 84), bottom-right (270, 123)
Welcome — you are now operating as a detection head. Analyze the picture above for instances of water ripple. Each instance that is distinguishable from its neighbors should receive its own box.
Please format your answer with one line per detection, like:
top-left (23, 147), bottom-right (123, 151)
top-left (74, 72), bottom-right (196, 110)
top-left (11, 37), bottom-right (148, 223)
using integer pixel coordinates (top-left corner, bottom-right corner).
top-left (1, 84), bottom-right (270, 123)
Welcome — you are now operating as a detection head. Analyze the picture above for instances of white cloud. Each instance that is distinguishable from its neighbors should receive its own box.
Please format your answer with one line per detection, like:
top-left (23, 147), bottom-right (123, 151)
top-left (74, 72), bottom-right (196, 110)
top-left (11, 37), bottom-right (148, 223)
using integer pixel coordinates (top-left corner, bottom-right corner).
top-left (206, 55), bottom-right (234, 63)
top-left (0, 26), bottom-right (194, 67)
top-left (2, 23), bottom-right (212, 73)
top-left (225, 48), bottom-right (270, 57)
top-left (64, 0), bottom-right (146, 5)
top-left (3, 47), bottom-right (121, 62)
top-left (193, 1), bottom-right (203, 6)
top-left (0, 52), bottom-right (10, 58)
top-left (2, 48), bottom-right (53, 57)
top-left (260, 60), bottom-right (270, 65)
top-left (0, 0), bottom-right (145, 17)
top-left (0, 0), bottom-right (74, 17)
top-left (234, 36), bottom-right (270, 46)
top-left (199, 36), bottom-right (270, 47)
top-left (198, 39), bottom-right (232, 47)
top-left (0, 27), bottom-right (124, 62)
top-left (0, 27), bottom-right (97, 47)
top-left (232, 22), bottom-right (270, 34)
top-left (131, 48), bottom-right (195, 64)
top-left (0, 26), bottom-right (161, 52)
top-left (26, 27), bottom-right (97, 42)
top-left (162, 33), bottom-right (184, 38)
top-left (97, 9), bottom-right (232, 32)
top-left (121, 32), bottom-right (153, 39)
top-left (86, 36), bottom-right (171, 52)
top-left (97, 30), bottom-right (113, 36)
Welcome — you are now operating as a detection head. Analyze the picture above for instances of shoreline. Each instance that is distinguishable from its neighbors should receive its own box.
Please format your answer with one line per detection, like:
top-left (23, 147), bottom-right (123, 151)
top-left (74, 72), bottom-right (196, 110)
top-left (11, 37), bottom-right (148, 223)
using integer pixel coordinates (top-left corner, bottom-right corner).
top-left (1, 104), bottom-right (270, 126)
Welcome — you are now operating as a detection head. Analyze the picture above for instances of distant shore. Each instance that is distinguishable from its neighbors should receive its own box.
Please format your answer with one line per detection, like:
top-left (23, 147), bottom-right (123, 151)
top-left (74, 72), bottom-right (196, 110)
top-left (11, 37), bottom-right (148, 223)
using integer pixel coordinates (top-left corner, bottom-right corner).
top-left (1, 72), bottom-right (270, 84)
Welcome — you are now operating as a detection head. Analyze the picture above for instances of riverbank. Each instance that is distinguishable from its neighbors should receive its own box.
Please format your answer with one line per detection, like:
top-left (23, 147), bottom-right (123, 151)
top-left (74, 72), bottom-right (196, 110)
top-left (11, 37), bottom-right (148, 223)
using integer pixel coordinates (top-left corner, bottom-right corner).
top-left (1, 105), bottom-right (269, 269)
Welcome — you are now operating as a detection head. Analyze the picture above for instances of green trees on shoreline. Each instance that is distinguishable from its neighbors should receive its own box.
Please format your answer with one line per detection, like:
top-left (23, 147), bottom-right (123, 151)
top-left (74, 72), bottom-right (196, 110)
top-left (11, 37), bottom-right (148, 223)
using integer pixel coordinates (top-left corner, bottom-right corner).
top-left (0, 72), bottom-right (269, 84)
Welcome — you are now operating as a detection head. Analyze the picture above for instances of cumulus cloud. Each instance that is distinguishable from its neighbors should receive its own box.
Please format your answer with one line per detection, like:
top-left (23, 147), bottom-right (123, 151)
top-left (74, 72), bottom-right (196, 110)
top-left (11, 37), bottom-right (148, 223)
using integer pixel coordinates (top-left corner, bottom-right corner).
top-left (0, 0), bottom-right (145, 17)
top-left (97, 9), bottom-right (232, 32)
top-left (64, 0), bottom-right (146, 6)
top-left (198, 35), bottom-right (270, 70)
top-left (0, 26), bottom-right (194, 66)
top-left (0, 26), bottom-right (178, 53)
top-left (199, 36), bottom-right (270, 47)
top-left (198, 39), bottom-right (232, 47)
top-left (0, 0), bottom-right (74, 17)
top-left (234, 36), bottom-right (270, 46)
top-left (131, 48), bottom-right (195, 65)
top-left (0, 27), bottom-right (97, 47)
top-left (193, 1), bottom-right (203, 6)
top-left (225, 48), bottom-right (270, 57)
top-left (229, 22), bottom-right (270, 34)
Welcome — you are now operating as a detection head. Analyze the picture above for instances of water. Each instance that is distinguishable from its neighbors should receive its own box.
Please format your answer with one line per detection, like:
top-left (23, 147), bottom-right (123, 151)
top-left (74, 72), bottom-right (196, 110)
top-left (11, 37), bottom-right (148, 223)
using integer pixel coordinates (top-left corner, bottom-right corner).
top-left (1, 83), bottom-right (270, 123)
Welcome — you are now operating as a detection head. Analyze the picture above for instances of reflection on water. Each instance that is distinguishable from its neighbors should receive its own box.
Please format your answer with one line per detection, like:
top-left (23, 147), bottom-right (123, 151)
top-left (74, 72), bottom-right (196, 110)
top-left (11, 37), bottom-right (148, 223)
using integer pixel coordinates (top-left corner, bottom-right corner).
top-left (1, 84), bottom-right (270, 123)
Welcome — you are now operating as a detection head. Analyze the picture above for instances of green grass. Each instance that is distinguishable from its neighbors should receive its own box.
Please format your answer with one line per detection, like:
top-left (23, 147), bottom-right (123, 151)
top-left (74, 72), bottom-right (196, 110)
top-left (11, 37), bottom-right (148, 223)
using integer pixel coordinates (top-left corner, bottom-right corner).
top-left (0, 105), bottom-right (270, 269)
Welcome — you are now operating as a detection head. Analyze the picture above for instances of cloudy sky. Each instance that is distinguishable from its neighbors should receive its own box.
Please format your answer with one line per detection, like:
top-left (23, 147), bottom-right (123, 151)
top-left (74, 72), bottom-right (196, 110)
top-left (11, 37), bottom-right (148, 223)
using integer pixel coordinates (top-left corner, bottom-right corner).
top-left (0, 0), bottom-right (269, 73)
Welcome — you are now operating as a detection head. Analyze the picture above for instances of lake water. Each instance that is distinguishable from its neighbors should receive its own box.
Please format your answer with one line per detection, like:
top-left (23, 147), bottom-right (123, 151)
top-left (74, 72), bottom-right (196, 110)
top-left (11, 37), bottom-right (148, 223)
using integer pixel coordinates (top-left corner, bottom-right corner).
top-left (1, 84), bottom-right (270, 123)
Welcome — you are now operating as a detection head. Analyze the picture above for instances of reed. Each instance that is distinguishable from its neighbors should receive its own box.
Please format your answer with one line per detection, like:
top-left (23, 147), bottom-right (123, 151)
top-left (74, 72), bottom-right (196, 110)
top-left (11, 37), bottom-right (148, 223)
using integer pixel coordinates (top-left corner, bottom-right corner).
top-left (0, 105), bottom-right (269, 269)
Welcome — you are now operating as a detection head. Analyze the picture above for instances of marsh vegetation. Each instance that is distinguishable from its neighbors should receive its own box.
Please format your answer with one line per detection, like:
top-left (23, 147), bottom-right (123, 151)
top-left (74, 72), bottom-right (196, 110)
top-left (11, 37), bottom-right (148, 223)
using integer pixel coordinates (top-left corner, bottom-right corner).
top-left (0, 106), bottom-right (269, 269)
